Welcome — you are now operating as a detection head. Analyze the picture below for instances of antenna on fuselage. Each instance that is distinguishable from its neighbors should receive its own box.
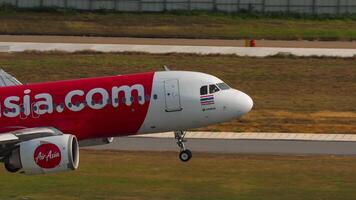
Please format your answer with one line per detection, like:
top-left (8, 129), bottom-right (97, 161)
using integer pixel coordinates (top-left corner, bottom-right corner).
top-left (163, 65), bottom-right (170, 71)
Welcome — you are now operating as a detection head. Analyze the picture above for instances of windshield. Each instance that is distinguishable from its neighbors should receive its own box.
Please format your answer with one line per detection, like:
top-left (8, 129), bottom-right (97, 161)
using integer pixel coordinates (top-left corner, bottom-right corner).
top-left (209, 84), bottom-right (220, 93)
top-left (216, 83), bottom-right (230, 90)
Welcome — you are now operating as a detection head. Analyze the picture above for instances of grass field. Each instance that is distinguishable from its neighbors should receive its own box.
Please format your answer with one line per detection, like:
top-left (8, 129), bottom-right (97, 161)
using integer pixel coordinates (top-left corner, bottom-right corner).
top-left (0, 51), bottom-right (355, 134)
top-left (0, 10), bottom-right (356, 40)
top-left (1, 150), bottom-right (356, 200)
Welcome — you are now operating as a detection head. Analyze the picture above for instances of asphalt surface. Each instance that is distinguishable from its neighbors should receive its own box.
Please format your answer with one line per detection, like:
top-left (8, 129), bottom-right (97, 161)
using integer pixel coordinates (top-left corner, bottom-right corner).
top-left (1, 35), bottom-right (356, 49)
top-left (2, 42), bottom-right (355, 57)
top-left (87, 137), bottom-right (356, 155)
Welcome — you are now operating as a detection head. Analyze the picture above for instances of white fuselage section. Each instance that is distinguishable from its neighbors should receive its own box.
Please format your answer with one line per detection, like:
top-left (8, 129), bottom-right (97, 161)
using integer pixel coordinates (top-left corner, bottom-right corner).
top-left (138, 71), bottom-right (253, 134)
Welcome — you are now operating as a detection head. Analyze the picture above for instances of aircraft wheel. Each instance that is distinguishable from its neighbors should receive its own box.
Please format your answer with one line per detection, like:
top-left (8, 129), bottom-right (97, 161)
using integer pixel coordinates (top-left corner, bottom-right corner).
top-left (179, 149), bottom-right (192, 162)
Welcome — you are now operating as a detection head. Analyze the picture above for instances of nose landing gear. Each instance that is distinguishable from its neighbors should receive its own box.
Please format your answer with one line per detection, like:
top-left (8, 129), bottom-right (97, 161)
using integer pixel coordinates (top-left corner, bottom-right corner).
top-left (174, 131), bottom-right (192, 162)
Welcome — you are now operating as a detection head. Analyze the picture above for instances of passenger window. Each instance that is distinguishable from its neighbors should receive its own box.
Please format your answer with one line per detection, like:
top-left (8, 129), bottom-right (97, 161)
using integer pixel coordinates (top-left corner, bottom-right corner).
top-left (200, 86), bottom-right (208, 95)
top-left (209, 84), bottom-right (220, 94)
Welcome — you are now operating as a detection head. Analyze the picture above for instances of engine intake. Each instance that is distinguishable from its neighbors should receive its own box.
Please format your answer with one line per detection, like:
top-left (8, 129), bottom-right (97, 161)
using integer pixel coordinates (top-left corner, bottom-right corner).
top-left (5, 134), bottom-right (79, 175)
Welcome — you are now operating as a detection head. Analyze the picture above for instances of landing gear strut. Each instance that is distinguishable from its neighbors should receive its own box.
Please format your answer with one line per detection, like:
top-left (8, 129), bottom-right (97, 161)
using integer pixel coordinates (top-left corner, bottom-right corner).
top-left (174, 131), bottom-right (192, 162)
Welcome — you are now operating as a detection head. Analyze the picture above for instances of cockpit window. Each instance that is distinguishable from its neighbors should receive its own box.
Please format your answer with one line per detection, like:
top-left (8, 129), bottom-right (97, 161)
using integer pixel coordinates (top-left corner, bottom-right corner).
top-left (209, 84), bottom-right (220, 94)
top-left (200, 85), bottom-right (208, 95)
top-left (216, 83), bottom-right (230, 90)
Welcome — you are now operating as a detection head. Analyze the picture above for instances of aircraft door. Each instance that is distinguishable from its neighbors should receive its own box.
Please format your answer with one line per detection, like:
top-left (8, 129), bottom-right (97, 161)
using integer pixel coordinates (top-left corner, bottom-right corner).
top-left (164, 79), bottom-right (182, 112)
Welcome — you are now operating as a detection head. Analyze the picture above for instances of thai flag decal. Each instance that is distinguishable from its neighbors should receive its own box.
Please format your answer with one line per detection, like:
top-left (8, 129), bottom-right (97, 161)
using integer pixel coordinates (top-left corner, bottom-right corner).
top-left (200, 94), bottom-right (215, 106)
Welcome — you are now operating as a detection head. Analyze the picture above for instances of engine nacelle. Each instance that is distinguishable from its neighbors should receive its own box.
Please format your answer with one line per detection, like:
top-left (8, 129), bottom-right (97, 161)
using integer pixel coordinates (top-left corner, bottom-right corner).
top-left (5, 134), bottom-right (79, 175)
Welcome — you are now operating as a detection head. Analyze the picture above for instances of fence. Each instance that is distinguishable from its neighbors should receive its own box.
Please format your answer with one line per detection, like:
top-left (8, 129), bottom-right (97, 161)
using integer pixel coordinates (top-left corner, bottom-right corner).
top-left (1, 0), bottom-right (356, 14)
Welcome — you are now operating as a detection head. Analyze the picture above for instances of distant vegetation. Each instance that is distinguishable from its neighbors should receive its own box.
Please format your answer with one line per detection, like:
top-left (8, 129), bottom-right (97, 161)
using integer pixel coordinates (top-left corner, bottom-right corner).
top-left (1, 51), bottom-right (356, 134)
top-left (0, 7), bottom-right (356, 40)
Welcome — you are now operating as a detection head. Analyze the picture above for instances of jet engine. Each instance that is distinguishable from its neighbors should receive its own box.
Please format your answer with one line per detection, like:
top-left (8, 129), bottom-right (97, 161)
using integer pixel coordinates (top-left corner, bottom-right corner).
top-left (4, 134), bottom-right (79, 175)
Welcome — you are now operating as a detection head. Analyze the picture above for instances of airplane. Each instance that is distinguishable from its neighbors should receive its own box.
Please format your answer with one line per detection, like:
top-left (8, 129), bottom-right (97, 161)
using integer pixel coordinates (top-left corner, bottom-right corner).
top-left (0, 68), bottom-right (253, 175)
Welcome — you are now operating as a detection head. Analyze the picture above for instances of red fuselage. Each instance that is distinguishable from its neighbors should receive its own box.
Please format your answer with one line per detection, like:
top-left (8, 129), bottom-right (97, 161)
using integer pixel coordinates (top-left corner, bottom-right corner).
top-left (0, 72), bottom-right (154, 140)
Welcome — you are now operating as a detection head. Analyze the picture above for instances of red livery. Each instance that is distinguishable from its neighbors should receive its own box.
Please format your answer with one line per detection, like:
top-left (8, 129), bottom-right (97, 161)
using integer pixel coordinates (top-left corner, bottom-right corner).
top-left (0, 70), bottom-right (253, 174)
top-left (34, 143), bottom-right (61, 169)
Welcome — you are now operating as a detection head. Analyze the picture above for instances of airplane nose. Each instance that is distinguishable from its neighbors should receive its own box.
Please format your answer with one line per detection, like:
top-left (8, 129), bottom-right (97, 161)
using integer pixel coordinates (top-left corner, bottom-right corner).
top-left (234, 90), bottom-right (253, 116)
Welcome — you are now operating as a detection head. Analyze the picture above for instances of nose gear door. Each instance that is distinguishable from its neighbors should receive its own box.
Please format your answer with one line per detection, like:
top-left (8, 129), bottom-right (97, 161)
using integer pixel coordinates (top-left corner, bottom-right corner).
top-left (164, 79), bottom-right (182, 112)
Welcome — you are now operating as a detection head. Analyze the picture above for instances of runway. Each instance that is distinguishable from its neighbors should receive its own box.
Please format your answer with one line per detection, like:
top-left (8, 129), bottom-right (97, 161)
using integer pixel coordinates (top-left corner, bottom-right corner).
top-left (87, 132), bottom-right (356, 155)
top-left (1, 41), bottom-right (355, 58)
top-left (1, 36), bottom-right (356, 57)
top-left (1, 35), bottom-right (356, 49)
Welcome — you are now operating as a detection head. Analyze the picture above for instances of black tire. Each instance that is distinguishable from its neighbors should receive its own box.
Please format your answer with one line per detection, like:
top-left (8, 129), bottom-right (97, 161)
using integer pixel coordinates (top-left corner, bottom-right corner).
top-left (4, 157), bottom-right (20, 173)
top-left (179, 149), bottom-right (192, 162)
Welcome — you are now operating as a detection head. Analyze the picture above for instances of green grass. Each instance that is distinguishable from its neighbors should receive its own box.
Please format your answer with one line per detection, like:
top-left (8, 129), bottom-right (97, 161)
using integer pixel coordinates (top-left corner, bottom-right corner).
top-left (0, 9), bottom-right (356, 40)
top-left (1, 150), bottom-right (356, 200)
top-left (1, 52), bottom-right (356, 134)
